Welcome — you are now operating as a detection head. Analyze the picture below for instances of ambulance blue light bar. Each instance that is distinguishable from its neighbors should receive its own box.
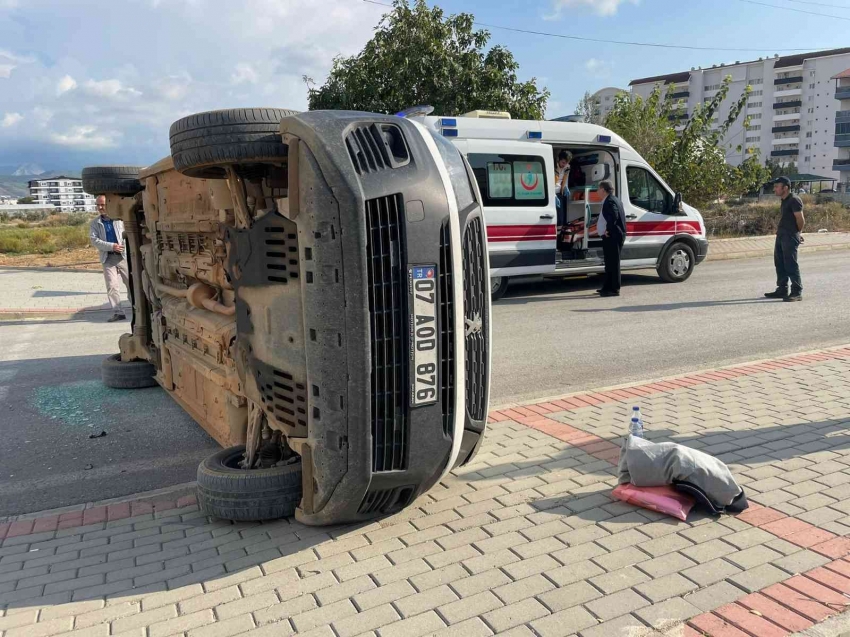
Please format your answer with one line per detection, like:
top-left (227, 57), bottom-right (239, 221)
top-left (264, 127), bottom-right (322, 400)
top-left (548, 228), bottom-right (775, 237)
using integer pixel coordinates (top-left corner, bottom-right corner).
top-left (441, 118), bottom-right (457, 127)
top-left (527, 131), bottom-right (542, 139)
top-left (442, 128), bottom-right (459, 137)
top-left (597, 134), bottom-right (612, 143)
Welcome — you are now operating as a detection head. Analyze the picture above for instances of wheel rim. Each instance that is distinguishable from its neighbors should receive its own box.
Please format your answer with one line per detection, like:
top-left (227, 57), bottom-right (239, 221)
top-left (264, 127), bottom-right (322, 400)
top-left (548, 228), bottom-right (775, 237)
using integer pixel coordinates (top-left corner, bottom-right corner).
top-left (669, 250), bottom-right (690, 278)
top-left (491, 277), bottom-right (503, 294)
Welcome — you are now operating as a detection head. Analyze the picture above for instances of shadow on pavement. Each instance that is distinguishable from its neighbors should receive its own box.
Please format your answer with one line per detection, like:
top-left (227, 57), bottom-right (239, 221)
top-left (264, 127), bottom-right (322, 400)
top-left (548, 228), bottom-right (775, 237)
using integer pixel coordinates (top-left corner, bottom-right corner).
top-left (497, 272), bottom-right (660, 306)
top-left (571, 297), bottom-right (775, 313)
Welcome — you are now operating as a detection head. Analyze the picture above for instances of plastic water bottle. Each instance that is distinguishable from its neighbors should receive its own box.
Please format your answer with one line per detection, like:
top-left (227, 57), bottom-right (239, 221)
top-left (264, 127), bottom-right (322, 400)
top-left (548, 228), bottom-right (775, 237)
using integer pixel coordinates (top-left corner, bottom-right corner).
top-left (629, 406), bottom-right (644, 438)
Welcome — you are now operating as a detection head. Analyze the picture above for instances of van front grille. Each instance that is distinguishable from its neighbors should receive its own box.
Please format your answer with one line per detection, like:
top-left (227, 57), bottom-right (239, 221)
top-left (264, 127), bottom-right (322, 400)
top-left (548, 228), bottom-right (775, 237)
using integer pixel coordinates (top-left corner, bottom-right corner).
top-left (463, 217), bottom-right (488, 422)
top-left (347, 125), bottom-right (388, 175)
top-left (365, 194), bottom-right (407, 472)
top-left (439, 222), bottom-right (455, 438)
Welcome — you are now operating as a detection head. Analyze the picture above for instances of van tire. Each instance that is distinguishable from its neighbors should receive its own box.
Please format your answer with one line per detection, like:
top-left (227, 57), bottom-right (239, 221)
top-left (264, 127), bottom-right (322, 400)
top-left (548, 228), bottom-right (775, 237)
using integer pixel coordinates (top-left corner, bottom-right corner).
top-left (169, 108), bottom-right (299, 179)
top-left (82, 166), bottom-right (144, 196)
top-left (101, 354), bottom-right (157, 389)
top-left (491, 276), bottom-right (509, 301)
top-left (196, 446), bottom-right (302, 521)
top-left (657, 241), bottom-right (695, 283)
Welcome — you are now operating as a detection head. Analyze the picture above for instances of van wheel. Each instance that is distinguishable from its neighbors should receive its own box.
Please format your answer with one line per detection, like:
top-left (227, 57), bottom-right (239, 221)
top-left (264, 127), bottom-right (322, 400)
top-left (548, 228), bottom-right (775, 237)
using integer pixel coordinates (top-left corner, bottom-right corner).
top-left (491, 276), bottom-right (509, 301)
top-left (196, 446), bottom-right (302, 521)
top-left (169, 108), bottom-right (300, 179)
top-left (101, 354), bottom-right (157, 389)
top-left (82, 166), bottom-right (144, 196)
top-left (657, 242), bottom-right (695, 283)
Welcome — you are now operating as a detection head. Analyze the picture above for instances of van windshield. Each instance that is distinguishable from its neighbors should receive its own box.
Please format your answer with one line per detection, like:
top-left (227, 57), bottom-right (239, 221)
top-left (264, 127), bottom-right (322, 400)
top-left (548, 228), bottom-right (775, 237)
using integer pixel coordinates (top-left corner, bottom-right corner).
top-left (428, 131), bottom-right (475, 213)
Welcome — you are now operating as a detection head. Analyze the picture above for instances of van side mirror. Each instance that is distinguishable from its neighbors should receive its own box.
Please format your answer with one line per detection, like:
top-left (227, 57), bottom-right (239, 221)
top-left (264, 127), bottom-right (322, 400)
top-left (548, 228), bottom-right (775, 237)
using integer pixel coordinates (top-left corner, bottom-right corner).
top-left (673, 192), bottom-right (683, 214)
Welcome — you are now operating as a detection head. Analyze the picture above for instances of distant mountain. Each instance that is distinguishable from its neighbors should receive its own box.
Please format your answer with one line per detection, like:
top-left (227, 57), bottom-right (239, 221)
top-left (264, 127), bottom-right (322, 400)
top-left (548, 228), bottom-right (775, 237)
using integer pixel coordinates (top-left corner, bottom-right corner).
top-left (0, 169), bottom-right (79, 198)
top-left (12, 163), bottom-right (45, 176)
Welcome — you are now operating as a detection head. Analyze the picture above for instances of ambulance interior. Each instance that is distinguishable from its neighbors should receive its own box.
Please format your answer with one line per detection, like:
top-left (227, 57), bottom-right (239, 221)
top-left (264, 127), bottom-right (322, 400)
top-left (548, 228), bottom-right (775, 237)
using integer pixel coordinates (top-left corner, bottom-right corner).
top-left (553, 147), bottom-right (618, 262)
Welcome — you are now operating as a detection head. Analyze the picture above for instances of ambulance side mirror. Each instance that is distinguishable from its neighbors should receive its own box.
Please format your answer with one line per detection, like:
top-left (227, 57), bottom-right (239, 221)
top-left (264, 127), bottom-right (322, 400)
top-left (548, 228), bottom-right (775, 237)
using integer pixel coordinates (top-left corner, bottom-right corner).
top-left (673, 192), bottom-right (683, 214)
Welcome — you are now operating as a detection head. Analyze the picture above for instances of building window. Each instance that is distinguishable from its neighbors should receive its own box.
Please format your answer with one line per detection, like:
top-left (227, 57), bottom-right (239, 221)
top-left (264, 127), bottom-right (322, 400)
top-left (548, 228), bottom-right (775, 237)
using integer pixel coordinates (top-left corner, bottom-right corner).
top-left (704, 83), bottom-right (722, 91)
top-left (750, 113), bottom-right (762, 120)
top-left (804, 156), bottom-right (810, 162)
top-left (810, 70), bottom-right (816, 77)
top-left (749, 90), bottom-right (763, 97)
top-left (809, 83), bottom-right (815, 89)
top-left (747, 125), bottom-right (761, 131)
top-left (805, 144), bottom-right (811, 150)
top-left (749, 78), bottom-right (763, 85)
top-left (746, 136), bottom-right (761, 142)
top-left (748, 102), bottom-right (762, 108)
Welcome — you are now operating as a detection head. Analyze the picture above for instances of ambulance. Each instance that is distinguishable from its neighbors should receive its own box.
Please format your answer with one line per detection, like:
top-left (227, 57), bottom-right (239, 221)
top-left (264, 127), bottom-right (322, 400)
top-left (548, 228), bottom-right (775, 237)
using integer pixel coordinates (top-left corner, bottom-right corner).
top-left (417, 110), bottom-right (709, 300)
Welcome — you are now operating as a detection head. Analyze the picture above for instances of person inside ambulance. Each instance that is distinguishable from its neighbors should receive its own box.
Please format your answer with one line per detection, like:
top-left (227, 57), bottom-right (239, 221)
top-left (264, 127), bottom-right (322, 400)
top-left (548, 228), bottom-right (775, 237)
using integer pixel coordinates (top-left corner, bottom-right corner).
top-left (554, 150), bottom-right (572, 226)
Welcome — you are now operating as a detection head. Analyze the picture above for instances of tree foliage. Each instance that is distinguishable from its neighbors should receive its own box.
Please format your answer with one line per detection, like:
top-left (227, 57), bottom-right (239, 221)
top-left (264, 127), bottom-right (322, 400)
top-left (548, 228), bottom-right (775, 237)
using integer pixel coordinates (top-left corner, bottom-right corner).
top-left (306, 0), bottom-right (549, 119)
top-left (575, 91), bottom-right (603, 125)
top-left (605, 76), bottom-right (770, 207)
top-left (16, 196), bottom-right (35, 204)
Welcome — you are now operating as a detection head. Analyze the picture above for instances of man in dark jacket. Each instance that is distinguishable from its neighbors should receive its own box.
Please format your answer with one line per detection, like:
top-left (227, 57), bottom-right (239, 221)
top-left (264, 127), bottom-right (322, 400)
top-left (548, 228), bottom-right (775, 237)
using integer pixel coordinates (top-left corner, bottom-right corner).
top-left (764, 176), bottom-right (805, 302)
top-left (596, 180), bottom-right (627, 297)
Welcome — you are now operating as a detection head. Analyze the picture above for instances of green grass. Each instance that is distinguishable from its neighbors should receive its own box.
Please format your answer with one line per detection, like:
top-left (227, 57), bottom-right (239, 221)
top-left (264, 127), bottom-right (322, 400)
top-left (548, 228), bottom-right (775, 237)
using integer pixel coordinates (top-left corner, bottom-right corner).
top-left (0, 224), bottom-right (91, 254)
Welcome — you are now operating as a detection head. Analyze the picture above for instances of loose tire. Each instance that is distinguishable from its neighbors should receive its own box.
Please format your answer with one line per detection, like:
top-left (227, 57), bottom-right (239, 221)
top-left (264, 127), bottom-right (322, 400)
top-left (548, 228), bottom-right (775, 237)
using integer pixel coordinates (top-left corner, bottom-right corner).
top-left (657, 241), bottom-right (696, 283)
top-left (169, 108), bottom-right (300, 179)
top-left (196, 446), bottom-right (303, 521)
top-left (101, 354), bottom-right (157, 389)
top-left (491, 276), bottom-right (509, 301)
top-left (82, 166), bottom-right (144, 196)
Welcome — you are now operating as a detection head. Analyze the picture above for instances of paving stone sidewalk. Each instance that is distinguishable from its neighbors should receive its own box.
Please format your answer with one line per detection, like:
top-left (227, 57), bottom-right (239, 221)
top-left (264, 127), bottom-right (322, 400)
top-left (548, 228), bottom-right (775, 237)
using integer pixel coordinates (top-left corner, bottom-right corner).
top-left (2, 346), bottom-right (850, 637)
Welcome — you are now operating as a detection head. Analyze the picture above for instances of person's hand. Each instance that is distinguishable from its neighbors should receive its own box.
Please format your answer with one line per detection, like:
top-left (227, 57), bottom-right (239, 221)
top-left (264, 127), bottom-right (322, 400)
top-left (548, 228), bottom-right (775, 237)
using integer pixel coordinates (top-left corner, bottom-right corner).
top-left (113, 243), bottom-right (124, 253)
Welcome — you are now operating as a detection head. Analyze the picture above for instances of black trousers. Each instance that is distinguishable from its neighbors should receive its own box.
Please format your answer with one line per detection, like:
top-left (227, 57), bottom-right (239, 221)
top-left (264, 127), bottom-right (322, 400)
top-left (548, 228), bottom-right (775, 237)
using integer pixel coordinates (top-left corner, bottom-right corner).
top-left (601, 235), bottom-right (624, 292)
top-left (774, 233), bottom-right (802, 293)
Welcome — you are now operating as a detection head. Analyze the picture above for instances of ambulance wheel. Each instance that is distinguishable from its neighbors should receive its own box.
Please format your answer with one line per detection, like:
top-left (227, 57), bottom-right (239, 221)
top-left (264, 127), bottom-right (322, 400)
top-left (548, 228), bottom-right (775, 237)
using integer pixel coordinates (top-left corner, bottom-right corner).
top-left (490, 276), bottom-right (509, 301)
top-left (657, 242), bottom-right (695, 283)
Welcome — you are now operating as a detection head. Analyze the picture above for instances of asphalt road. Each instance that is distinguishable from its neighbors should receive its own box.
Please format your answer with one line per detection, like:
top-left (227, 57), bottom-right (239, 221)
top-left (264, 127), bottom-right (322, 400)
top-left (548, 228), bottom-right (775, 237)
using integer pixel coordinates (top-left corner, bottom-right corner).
top-left (491, 251), bottom-right (850, 404)
top-left (1, 251), bottom-right (848, 517)
top-left (0, 318), bottom-right (217, 517)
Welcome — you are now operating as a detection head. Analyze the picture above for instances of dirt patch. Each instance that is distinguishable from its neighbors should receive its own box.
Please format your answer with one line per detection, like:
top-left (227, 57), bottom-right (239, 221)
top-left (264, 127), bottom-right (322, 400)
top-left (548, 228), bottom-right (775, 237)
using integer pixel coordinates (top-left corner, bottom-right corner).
top-left (0, 247), bottom-right (101, 270)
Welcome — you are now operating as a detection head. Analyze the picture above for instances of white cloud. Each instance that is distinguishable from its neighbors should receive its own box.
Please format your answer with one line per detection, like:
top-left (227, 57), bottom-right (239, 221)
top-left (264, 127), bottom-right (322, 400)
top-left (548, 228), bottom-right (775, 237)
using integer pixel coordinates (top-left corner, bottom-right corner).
top-left (51, 125), bottom-right (120, 149)
top-left (57, 74), bottom-right (77, 95)
top-left (83, 78), bottom-right (142, 99)
top-left (0, 49), bottom-right (35, 79)
top-left (32, 107), bottom-right (54, 127)
top-left (2, 112), bottom-right (23, 127)
top-left (549, 0), bottom-right (639, 18)
top-left (584, 58), bottom-right (613, 76)
top-left (230, 63), bottom-right (259, 85)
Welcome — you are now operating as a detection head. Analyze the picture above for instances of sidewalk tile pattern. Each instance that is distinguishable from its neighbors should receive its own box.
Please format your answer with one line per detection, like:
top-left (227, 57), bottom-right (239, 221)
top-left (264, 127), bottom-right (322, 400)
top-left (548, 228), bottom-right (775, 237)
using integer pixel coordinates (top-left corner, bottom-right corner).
top-left (2, 346), bottom-right (850, 636)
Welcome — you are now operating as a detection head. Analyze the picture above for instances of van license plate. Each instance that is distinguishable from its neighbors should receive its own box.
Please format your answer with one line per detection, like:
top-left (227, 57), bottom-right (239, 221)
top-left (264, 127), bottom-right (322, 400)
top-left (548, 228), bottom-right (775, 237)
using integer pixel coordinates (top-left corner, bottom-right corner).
top-left (409, 265), bottom-right (438, 407)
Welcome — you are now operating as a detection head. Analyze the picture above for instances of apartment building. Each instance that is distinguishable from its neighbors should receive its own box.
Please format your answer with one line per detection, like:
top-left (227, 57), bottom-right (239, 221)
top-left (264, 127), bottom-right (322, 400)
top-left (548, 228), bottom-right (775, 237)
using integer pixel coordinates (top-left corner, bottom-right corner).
top-left (629, 47), bottom-right (850, 185)
top-left (834, 68), bottom-right (850, 185)
top-left (28, 176), bottom-right (97, 212)
top-left (592, 87), bottom-right (628, 121)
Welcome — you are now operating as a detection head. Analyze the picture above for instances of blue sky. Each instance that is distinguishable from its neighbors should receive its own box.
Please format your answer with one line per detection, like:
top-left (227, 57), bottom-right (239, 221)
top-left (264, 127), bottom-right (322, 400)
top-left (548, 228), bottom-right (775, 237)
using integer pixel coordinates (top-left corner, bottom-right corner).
top-left (0, 0), bottom-right (847, 171)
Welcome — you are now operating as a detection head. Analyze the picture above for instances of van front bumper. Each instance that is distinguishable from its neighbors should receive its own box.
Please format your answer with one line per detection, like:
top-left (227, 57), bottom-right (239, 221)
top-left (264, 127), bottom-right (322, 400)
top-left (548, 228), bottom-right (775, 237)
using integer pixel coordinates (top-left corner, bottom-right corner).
top-left (695, 238), bottom-right (709, 264)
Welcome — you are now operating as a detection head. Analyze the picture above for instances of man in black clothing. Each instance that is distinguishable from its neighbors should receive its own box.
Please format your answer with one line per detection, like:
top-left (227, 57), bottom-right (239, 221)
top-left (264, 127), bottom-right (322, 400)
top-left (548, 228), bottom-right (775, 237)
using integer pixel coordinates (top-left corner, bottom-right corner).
top-left (596, 180), bottom-right (627, 297)
top-left (764, 176), bottom-right (805, 302)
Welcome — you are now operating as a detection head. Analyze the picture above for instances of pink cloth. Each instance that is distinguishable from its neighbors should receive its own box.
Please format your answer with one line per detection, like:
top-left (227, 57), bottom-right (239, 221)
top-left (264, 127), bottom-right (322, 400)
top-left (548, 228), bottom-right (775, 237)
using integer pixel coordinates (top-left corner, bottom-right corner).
top-left (612, 483), bottom-right (695, 521)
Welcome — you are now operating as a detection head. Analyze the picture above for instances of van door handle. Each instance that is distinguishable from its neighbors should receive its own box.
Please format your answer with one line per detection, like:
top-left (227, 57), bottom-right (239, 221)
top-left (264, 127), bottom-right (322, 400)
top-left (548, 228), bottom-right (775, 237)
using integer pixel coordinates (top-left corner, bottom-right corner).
top-left (540, 214), bottom-right (554, 220)
top-left (626, 214), bottom-right (638, 220)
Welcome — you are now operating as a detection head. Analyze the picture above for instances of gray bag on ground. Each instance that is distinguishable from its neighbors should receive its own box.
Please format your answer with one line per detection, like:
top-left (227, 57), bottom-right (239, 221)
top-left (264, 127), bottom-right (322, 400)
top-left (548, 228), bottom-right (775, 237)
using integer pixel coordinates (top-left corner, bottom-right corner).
top-left (618, 435), bottom-right (744, 512)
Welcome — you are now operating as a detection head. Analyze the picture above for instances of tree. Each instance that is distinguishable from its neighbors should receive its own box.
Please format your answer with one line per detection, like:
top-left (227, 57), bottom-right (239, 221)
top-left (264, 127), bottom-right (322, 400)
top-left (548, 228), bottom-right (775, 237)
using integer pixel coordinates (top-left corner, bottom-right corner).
top-left (605, 76), bottom-right (769, 207)
top-left (17, 196), bottom-right (35, 204)
top-left (575, 91), bottom-right (603, 125)
top-left (765, 158), bottom-right (798, 179)
top-left (307, 0), bottom-right (549, 119)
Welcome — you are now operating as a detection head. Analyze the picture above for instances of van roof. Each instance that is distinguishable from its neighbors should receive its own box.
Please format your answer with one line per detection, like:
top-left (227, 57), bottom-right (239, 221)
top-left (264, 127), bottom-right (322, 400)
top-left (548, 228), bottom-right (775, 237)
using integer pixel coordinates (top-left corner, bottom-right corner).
top-left (420, 115), bottom-right (638, 156)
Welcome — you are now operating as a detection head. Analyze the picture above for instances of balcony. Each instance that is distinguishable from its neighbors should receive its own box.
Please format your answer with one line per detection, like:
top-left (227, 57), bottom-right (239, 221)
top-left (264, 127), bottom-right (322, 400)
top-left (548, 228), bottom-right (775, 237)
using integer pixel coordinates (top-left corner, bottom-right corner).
top-left (668, 112), bottom-right (689, 121)
top-left (772, 125), bottom-right (800, 133)
top-left (837, 87), bottom-right (850, 101)
top-left (774, 76), bottom-right (803, 86)
top-left (773, 100), bottom-right (801, 109)
top-left (774, 88), bottom-right (803, 99)
top-left (670, 90), bottom-right (690, 99)
top-left (773, 112), bottom-right (801, 122)
top-left (836, 134), bottom-right (850, 147)
top-left (834, 159), bottom-right (850, 170)
top-left (772, 137), bottom-right (800, 146)
top-left (837, 110), bottom-right (850, 124)
top-left (771, 149), bottom-right (799, 157)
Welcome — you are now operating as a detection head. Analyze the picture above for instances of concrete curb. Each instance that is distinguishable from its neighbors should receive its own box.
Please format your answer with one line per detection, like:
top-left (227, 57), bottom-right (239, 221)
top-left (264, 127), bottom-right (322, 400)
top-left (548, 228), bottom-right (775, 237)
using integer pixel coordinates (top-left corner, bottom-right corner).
top-left (707, 240), bottom-right (850, 261)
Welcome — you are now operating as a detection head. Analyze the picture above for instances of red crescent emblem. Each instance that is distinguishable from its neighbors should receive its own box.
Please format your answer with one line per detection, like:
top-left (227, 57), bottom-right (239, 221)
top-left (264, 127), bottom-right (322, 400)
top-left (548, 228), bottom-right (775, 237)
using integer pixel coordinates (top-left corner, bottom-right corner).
top-left (519, 172), bottom-right (539, 191)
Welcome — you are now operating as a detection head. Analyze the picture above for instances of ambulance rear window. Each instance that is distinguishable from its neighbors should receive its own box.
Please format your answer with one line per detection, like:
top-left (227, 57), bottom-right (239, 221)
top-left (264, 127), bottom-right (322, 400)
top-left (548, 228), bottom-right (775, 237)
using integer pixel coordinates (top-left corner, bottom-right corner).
top-left (468, 153), bottom-right (548, 208)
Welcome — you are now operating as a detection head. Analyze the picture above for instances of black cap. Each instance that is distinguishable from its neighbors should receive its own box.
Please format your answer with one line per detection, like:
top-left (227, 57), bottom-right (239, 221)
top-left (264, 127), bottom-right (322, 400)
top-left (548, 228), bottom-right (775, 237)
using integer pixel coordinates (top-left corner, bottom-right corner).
top-left (772, 176), bottom-right (791, 187)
